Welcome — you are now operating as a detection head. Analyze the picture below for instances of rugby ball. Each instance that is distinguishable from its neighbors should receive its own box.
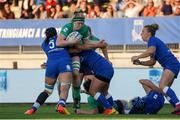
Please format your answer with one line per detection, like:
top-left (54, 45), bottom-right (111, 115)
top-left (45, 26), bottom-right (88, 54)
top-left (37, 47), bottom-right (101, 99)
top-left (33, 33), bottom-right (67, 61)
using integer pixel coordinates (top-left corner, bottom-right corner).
top-left (66, 31), bottom-right (82, 42)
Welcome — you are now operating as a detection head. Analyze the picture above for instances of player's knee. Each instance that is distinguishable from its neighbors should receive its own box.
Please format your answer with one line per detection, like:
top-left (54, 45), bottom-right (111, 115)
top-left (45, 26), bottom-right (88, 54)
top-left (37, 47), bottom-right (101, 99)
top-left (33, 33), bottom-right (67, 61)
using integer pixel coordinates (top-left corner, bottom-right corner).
top-left (44, 83), bottom-right (54, 95)
top-left (60, 82), bottom-right (71, 90)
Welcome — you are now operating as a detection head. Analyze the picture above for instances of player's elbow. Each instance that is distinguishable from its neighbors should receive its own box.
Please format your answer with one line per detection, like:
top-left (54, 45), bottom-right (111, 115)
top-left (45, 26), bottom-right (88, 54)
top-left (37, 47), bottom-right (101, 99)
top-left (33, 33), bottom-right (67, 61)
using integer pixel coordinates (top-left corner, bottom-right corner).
top-left (149, 60), bottom-right (156, 66)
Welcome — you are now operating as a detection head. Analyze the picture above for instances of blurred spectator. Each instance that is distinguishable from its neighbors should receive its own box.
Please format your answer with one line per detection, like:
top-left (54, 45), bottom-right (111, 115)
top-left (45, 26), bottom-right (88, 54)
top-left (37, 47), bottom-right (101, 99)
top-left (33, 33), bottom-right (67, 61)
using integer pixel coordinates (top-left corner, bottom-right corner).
top-left (33, 0), bottom-right (46, 6)
top-left (79, 0), bottom-right (88, 16)
top-left (0, 0), bottom-right (7, 10)
top-left (172, 0), bottom-right (180, 13)
top-left (1, 0), bottom-right (179, 19)
top-left (21, 0), bottom-right (35, 19)
top-left (86, 3), bottom-right (96, 18)
top-left (63, 2), bottom-right (76, 18)
top-left (58, 0), bottom-right (75, 6)
top-left (113, 0), bottom-right (123, 11)
top-left (20, 9), bottom-right (32, 19)
top-left (48, 6), bottom-right (56, 18)
top-left (32, 3), bottom-right (47, 19)
top-left (94, 4), bottom-right (103, 18)
top-left (0, 0), bottom-right (7, 2)
top-left (54, 4), bottom-right (64, 19)
top-left (93, 0), bottom-right (110, 6)
top-left (76, 0), bottom-right (88, 17)
top-left (121, 0), bottom-right (144, 18)
top-left (22, 0), bottom-right (34, 10)
top-left (102, 4), bottom-right (115, 18)
top-left (143, 0), bottom-right (158, 16)
top-left (173, 7), bottom-right (180, 15)
top-left (159, 0), bottom-right (173, 16)
top-left (112, 0), bottom-right (126, 18)
top-left (45, 0), bottom-right (57, 13)
top-left (0, 2), bottom-right (15, 19)
top-left (151, 0), bottom-right (162, 7)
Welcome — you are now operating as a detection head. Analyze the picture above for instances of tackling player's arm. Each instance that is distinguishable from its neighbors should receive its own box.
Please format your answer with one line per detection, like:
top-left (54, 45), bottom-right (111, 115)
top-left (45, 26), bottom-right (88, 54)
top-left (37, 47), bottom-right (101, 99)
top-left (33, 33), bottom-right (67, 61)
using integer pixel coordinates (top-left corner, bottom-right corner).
top-left (76, 26), bottom-right (107, 50)
top-left (56, 34), bottom-right (70, 47)
top-left (76, 40), bottom-right (107, 50)
top-left (100, 44), bottom-right (111, 63)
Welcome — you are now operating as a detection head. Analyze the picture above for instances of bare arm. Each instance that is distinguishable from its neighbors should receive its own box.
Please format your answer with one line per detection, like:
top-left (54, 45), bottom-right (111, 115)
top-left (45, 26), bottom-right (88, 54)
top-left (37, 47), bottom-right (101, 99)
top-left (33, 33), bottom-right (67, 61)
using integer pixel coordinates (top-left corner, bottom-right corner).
top-left (76, 0), bottom-right (81, 8)
top-left (56, 34), bottom-right (80, 47)
top-left (131, 46), bottom-right (156, 62)
top-left (133, 58), bottom-right (156, 66)
top-left (0, 11), bottom-right (6, 20)
top-left (32, 5), bottom-right (40, 15)
top-left (121, 1), bottom-right (130, 12)
top-left (76, 40), bottom-right (107, 50)
top-left (139, 79), bottom-right (161, 94)
top-left (101, 47), bottom-right (110, 61)
top-left (140, 59), bottom-right (156, 66)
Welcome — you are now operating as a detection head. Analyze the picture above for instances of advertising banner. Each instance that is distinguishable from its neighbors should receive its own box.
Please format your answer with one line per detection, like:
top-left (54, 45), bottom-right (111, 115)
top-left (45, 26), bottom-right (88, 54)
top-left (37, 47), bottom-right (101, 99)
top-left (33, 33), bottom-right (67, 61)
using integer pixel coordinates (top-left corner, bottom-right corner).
top-left (0, 69), bottom-right (180, 103)
top-left (0, 17), bottom-right (180, 46)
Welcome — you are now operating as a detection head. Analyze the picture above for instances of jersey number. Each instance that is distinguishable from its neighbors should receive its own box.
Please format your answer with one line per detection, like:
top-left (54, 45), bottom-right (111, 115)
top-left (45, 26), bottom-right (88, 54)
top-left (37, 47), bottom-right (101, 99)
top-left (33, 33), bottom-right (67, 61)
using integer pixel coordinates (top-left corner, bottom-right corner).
top-left (153, 94), bottom-right (158, 99)
top-left (49, 40), bottom-right (55, 49)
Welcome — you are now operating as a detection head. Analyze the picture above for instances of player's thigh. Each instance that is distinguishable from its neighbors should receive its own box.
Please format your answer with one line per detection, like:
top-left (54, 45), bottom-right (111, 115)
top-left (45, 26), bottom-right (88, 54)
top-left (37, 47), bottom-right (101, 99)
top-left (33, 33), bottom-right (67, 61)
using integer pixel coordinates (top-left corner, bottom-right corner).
top-left (89, 77), bottom-right (108, 96)
top-left (57, 60), bottom-right (73, 83)
top-left (58, 72), bottom-right (72, 84)
top-left (159, 69), bottom-right (175, 89)
top-left (102, 84), bottom-right (109, 96)
top-left (45, 61), bottom-right (59, 79)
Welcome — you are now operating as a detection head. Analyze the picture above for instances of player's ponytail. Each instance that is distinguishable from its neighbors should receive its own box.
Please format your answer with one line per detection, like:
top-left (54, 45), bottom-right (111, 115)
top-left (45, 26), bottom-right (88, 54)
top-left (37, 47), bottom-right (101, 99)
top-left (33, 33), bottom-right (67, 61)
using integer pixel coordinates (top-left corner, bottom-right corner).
top-left (144, 23), bottom-right (159, 36)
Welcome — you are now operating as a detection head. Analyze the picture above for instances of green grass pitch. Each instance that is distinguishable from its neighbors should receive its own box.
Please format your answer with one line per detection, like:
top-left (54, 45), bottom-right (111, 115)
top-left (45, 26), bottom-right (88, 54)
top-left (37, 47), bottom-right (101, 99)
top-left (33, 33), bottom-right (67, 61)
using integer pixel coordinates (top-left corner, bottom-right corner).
top-left (0, 103), bottom-right (180, 119)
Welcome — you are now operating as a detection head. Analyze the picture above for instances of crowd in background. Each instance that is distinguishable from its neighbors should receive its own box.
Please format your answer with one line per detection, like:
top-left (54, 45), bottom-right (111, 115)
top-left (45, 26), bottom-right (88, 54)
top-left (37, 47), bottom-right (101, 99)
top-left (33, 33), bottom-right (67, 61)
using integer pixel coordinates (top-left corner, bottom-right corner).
top-left (0, 0), bottom-right (180, 20)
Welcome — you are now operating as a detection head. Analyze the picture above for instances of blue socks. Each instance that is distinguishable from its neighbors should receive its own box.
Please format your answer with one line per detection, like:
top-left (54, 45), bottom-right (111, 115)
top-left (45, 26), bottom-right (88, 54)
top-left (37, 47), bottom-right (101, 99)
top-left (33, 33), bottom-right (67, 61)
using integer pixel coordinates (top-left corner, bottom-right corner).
top-left (94, 92), bottom-right (112, 109)
top-left (106, 94), bottom-right (114, 106)
top-left (163, 87), bottom-right (180, 108)
top-left (58, 99), bottom-right (66, 107)
top-left (32, 102), bottom-right (40, 111)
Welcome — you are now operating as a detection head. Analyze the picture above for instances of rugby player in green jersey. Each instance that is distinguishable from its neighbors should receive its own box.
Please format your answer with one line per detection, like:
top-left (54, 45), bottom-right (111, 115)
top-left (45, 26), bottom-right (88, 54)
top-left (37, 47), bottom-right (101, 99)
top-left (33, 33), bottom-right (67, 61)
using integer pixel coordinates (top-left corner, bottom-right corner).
top-left (56, 9), bottom-right (108, 109)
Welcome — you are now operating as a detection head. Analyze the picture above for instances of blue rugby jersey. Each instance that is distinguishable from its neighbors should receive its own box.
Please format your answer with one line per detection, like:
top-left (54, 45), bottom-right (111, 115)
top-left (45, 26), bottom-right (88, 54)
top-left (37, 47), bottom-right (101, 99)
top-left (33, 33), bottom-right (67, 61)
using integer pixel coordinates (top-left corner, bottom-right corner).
top-left (41, 36), bottom-right (70, 60)
top-left (142, 90), bottom-right (165, 114)
top-left (148, 36), bottom-right (179, 68)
